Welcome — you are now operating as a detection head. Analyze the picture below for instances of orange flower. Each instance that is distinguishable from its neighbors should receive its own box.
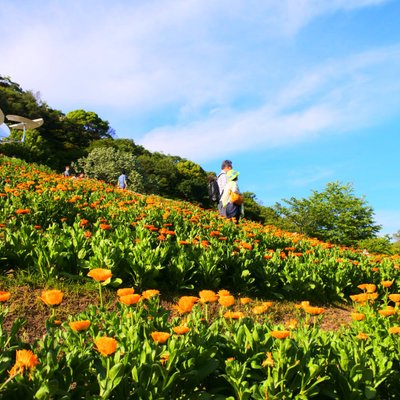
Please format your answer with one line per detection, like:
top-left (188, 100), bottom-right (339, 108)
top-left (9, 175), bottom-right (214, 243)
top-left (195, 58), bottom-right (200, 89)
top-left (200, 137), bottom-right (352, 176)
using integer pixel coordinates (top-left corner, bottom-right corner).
top-left (151, 331), bottom-right (171, 344)
top-left (79, 219), bottom-right (89, 227)
top-left (173, 296), bottom-right (198, 314)
top-left (240, 297), bottom-right (251, 305)
top-left (199, 290), bottom-right (218, 303)
top-left (38, 289), bottom-right (63, 306)
top-left (119, 294), bottom-right (141, 305)
top-left (388, 294), bottom-right (400, 303)
top-left (8, 349), bottom-right (39, 377)
top-left (15, 208), bottom-right (30, 215)
top-left (94, 337), bottom-right (118, 356)
top-left (69, 320), bottom-right (91, 332)
top-left (350, 293), bottom-right (369, 303)
top-left (388, 326), bottom-right (400, 334)
top-left (357, 283), bottom-right (376, 293)
top-left (356, 332), bottom-right (369, 340)
top-left (224, 311), bottom-right (245, 319)
top-left (87, 268), bottom-right (112, 282)
top-left (218, 289), bottom-right (231, 297)
top-left (141, 289), bottom-right (160, 299)
top-left (117, 288), bottom-right (135, 297)
top-left (378, 307), bottom-right (395, 317)
top-left (218, 295), bottom-right (235, 307)
top-left (270, 330), bottom-right (290, 339)
top-left (304, 306), bottom-right (325, 315)
top-left (0, 291), bottom-right (11, 302)
top-left (172, 326), bottom-right (190, 335)
top-left (351, 313), bottom-right (366, 321)
top-left (381, 280), bottom-right (394, 288)
top-left (84, 231), bottom-right (92, 238)
top-left (99, 224), bottom-right (111, 230)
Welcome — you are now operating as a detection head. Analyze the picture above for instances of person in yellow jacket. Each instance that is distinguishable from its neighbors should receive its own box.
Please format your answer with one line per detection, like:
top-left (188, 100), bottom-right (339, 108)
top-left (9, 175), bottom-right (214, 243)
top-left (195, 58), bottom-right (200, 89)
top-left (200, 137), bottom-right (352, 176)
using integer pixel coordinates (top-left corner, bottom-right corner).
top-left (221, 169), bottom-right (244, 222)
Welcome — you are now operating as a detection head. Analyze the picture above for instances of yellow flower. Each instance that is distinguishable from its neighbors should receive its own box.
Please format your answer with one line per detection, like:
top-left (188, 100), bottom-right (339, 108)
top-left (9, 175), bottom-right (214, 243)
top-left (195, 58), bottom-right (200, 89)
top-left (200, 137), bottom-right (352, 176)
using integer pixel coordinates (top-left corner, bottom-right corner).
top-left (94, 337), bottom-right (118, 356)
top-left (262, 352), bottom-right (274, 367)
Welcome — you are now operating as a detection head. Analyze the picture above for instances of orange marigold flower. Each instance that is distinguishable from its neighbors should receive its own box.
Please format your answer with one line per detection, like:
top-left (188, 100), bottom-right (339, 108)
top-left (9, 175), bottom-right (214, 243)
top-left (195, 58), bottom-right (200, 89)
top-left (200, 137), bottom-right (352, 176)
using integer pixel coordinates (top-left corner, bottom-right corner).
top-left (8, 349), bottom-right (39, 377)
top-left (356, 332), bottom-right (369, 340)
top-left (388, 326), bottom-right (400, 334)
top-left (94, 337), bottom-right (118, 356)
top-left (224, 311), bottom-right (245, 319)
top-left (69, 320), bottom-right (91, 332)
top-left (117, 288), bottom-right (135, 297)
top-left (350, 293), bottom-right (369, 303)
top-left (151, 331), bottom-right (170, 344)
top-left (0, 291), bottom-right (11, 302)
top-left (378, 307), bottom-right (395, 317)
top-left (141, 289), bottom-right (160, 299)
top-left (15, 208), bottom-right (30, 215)
top-left (381, 280), bottom-right (394, 288)
top-left (218, 289), bottom-right (231, 297)
top-left (357, 283), bottom-right (376, 293)
top-left (388, 294), bottom-right (400, 303)
top-left (172, 326), bottom-right (190, 335)
top-left (84, 231), bottom-right (92, 238)
top-left (79, 219), bottom-right (89, 227)
top-left (99, 223), bottom-right (111, 230)
top-left (351, 313), bottom-right (366, 321)
top-left (119, 294), bottom-right (141, 305)
top-left (304, 306), bottom-right (325, 315)
top-left (87, 268), bottom-right (112, 282)
top-left (270, 330), bottom-right (290, 339)
top-left (173, 296), bottom-right (198, 314)
top-left (218, 295), bottom-right (235, 307)
top-left (240, 297), bottom-right (252, 305)
top-left (199, 290), bottom-right (218, 303)
top-left (38, 289), bottom-right (63, 306)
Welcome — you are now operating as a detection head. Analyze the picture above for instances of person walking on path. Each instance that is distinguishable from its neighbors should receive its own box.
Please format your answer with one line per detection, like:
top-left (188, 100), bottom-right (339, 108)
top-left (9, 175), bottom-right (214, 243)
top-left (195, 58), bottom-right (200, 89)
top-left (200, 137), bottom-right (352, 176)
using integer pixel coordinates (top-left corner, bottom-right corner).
top-left (217, 160), bottom-right (232, 217)
top-left (221, 169), bottom-right (243, 223)
top-left (117, 170), bottom-right (128, 189)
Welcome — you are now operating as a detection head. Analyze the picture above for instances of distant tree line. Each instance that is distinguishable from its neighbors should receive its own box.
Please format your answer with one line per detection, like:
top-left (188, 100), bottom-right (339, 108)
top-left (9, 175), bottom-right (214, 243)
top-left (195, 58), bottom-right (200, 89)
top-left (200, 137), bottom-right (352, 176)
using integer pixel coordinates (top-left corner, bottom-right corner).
top-left (1, 75), bottom-right (398, 254)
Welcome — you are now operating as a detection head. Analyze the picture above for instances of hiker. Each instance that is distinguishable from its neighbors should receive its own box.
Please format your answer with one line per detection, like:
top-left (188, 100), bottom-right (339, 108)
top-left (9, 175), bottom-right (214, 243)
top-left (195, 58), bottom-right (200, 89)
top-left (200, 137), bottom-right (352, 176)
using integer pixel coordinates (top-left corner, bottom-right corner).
top-left (208, 173), bottom-right (220, 205)
top-left (117, 170), bottom-right (128, 189)
top-left (221, 169), bottom-right (244, 223)
top-left (217, 160), bottom-right (233, 217)
top-left (63, 166), bottom-right (71, 177)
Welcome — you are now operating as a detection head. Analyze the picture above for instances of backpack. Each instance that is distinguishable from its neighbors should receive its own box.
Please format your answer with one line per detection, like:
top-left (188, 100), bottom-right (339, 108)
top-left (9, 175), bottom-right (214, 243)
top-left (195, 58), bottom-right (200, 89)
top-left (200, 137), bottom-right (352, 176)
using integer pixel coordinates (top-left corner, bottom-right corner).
top-left (230, 191), bottom-right (244, 206)
top-left (208, 179), bottom-right (220, 202)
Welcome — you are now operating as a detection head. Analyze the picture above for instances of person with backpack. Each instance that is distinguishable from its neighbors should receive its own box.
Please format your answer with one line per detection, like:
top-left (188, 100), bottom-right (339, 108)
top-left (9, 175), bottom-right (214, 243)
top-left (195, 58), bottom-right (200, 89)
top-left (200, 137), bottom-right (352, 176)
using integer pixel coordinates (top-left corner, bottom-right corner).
top-left (217, 160), bottom-right (232, 217)
top-left (208, 173), bottom-right (220, 205)
top-left (221, 169), bottom-right (244, 222)
top-left (117, 170), bottom-right (128, 189)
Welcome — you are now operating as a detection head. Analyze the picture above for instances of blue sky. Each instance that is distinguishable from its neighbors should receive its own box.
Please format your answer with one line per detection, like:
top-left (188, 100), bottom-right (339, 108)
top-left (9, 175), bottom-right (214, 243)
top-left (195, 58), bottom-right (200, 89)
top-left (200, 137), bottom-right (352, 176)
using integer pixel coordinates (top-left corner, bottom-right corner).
top-left (1, 0), bottom-right (399, 236)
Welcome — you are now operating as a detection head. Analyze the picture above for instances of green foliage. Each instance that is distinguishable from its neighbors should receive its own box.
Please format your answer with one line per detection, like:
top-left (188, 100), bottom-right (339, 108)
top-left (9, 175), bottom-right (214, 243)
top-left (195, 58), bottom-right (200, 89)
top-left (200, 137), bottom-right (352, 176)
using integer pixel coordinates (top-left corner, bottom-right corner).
top-left (72, 147), bottom-right (144, 191)
top-left (275, 182), bottom-right (382, 246)
top-left (357, 236), bottom-right (396, 255)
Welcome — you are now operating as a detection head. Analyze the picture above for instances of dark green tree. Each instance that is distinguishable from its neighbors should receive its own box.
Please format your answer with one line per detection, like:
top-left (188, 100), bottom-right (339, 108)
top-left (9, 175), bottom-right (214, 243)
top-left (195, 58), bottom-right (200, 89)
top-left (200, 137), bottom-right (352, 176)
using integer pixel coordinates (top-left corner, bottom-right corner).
top-left (275, 182), bottom-right (381, 245)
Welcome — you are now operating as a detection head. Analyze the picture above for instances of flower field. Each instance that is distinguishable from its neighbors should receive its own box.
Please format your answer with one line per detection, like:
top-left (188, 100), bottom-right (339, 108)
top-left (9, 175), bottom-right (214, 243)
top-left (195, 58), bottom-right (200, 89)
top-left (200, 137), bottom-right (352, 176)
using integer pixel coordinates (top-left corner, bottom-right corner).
top-left (0, 156), bottom-right (400, 399)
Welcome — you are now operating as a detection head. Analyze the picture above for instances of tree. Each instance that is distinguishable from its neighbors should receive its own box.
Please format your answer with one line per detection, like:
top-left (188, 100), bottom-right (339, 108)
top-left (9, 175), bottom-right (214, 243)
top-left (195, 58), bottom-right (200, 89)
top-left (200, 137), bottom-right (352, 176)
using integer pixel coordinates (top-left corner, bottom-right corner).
top-left (72, 147), bottom-right (144, 192)
top-left (275, 182), bottom-right (381, 245)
